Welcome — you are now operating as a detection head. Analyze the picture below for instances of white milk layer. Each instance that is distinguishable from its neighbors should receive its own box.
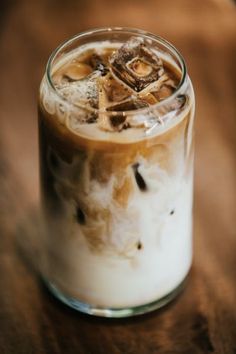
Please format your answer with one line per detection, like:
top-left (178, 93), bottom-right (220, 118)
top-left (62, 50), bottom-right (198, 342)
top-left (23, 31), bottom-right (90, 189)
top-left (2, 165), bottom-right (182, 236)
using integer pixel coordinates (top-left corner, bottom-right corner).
top-left (42, 151), bottom-right (193, 308)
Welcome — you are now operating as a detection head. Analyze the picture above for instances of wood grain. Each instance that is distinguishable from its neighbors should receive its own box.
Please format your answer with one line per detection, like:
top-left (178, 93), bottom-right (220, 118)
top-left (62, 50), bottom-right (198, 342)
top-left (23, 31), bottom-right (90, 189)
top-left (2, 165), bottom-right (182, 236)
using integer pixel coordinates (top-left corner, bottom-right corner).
top-left (0, 0), bottom-right (236, 353)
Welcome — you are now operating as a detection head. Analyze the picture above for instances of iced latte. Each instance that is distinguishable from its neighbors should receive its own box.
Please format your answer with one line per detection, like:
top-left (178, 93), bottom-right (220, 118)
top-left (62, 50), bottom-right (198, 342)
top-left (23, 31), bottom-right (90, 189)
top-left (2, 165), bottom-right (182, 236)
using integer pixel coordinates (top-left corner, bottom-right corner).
top-left (38, 28), bottom-right (195, 317)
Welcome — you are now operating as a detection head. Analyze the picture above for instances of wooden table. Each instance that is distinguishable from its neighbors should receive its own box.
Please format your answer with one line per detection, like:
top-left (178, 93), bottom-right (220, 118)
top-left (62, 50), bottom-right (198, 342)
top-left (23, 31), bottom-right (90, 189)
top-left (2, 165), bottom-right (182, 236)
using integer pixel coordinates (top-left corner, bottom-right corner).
top-left (0, 0), bottom-right (235, 353)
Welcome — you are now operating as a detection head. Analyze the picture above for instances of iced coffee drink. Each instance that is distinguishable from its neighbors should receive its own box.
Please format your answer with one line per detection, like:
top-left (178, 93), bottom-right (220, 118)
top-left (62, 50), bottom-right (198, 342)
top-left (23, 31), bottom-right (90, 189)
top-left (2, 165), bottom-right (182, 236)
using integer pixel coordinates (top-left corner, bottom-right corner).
top-left (38, 28), bottom-right (195, 317)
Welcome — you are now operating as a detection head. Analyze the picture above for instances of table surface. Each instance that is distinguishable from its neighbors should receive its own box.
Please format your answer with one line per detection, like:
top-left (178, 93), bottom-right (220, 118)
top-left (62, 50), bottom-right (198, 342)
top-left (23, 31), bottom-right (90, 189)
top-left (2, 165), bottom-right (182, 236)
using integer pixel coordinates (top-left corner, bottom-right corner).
top-left (0, 0), bottom-right (236, 353)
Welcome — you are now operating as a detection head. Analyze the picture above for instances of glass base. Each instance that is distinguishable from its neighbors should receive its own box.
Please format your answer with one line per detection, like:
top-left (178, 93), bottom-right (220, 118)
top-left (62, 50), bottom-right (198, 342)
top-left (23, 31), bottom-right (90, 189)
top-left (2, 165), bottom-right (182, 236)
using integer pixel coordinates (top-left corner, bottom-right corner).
top-left (44, 276), bottom-right (188, 318)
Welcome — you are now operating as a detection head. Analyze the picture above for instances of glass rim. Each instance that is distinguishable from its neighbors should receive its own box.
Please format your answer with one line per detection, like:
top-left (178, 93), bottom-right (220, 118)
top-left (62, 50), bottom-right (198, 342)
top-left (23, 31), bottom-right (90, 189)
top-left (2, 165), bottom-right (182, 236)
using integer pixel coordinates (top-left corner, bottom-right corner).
top-left (45, 26), bottom-right (188, 115)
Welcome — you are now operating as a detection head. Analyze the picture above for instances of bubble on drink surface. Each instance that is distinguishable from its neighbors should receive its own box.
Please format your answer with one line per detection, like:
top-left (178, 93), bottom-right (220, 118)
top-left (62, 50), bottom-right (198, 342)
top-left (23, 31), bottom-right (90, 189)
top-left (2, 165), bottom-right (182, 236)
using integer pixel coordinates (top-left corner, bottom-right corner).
top-left (64, 63), bottom-right (93, 82)
top-left (109, 37), bottom-right (164, 92)
top-left (88, 53), bottom-right (109, 76)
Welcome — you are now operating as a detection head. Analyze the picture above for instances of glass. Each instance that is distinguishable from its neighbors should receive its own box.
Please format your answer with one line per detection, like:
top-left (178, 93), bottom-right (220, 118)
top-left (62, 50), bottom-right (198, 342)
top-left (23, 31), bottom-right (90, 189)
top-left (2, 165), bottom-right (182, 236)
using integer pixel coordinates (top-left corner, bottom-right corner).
top-left (38, 27), bottom-right (195, 317)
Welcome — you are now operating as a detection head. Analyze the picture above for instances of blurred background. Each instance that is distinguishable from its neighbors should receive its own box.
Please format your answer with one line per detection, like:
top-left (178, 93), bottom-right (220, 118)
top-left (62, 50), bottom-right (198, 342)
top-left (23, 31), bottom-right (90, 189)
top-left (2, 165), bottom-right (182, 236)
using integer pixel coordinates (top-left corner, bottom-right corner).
top-left (0, 0), bottom-right (235, 353)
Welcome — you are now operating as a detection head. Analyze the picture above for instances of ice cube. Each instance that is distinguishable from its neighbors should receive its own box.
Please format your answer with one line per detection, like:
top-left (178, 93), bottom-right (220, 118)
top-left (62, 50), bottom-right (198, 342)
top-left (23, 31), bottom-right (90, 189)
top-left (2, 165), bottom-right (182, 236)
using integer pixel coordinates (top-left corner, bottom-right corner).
top-left (97, 77), bottom-right (112, 131)
top-left (154, 85), bottom-right (174, 101)
top-left (103, 73), bottom-right (132, 103)
top-left (55, 71), bottom-right (101, 124)
top-left (96, 74), bottom-right (146, 131)
top-left (138, 73), bottom-right (169, 104)
top-left (110, 37), bottom-right (163, 92)
top-left (127, 114), bottom-right (160, 130)
top-left (56, 71), bottom-right (100, 110)
top-left (138, 73), bottom-right (168, 95)
top-left (98, 95), bottom-right (149, 132)
top-left (138, 92), bottom-right (158, 105)
top-left (108, 99), bottom-right (149, 131)
top-left (106, 99), bottom-right (149, 112)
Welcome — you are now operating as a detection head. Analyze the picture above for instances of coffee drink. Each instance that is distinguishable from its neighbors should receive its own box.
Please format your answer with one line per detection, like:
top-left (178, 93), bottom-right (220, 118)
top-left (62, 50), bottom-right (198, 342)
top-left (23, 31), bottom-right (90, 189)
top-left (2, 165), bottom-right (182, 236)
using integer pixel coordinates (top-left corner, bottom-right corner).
top-left (38, 28), bottom-right (195, 317)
